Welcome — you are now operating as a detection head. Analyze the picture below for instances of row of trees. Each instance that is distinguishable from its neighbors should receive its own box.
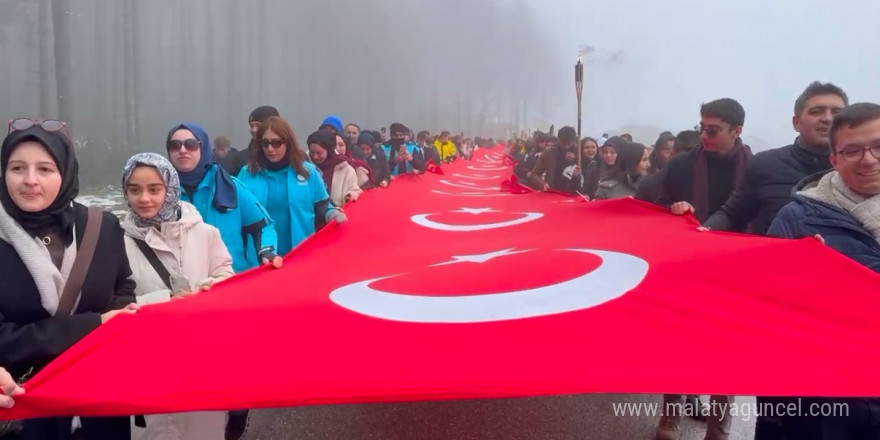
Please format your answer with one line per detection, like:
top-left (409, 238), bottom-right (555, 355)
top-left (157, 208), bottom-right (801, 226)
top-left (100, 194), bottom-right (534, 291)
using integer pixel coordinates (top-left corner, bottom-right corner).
top-left (0, 0), bottom-right (563, 159)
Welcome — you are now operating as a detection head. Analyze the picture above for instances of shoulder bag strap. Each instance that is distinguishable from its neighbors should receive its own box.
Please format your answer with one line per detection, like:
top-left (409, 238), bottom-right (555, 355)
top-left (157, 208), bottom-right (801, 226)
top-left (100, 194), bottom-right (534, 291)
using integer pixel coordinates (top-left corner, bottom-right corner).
top-left (57, 207), bottom-right (103, 316)
top-left (132, 237), bottom-right (172, 290)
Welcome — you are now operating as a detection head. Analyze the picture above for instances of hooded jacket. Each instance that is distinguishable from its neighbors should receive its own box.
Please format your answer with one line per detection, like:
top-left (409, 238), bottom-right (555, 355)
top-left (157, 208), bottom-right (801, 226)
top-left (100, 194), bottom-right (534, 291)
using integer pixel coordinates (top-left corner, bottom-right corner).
top-left (123, 202), bottom-right (234, 304)
top-left (435, 139), bottom-right (457, 161)
top-left (123, 202), bottom-right (229, 440)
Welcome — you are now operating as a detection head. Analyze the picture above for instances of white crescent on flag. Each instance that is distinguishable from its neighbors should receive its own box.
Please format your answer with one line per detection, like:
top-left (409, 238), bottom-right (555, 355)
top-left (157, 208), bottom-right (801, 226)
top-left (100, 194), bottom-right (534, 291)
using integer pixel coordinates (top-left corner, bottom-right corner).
top-left (329, 248), bottom-right (649, 323)
top-left (410, 208), bottom-right (544, 232)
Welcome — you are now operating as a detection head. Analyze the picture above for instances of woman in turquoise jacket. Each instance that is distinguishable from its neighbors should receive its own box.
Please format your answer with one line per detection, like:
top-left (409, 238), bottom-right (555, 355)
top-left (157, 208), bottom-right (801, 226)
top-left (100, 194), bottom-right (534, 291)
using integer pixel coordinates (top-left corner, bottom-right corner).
top-left (165, 122), bottom-right (281, 272)
top-left (237, 116), bottom-right (347, 256)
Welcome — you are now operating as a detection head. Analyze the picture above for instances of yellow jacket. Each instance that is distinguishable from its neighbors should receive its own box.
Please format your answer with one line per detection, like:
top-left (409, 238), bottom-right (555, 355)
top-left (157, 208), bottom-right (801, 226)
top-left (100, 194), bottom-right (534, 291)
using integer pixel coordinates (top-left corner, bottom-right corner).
top-left (435, 140), bottom-right (457, 160)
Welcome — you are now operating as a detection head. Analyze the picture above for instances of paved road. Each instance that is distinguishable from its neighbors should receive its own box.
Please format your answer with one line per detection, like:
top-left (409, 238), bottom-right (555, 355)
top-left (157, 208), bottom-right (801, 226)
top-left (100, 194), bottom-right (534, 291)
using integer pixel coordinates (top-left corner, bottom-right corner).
top-left (242, 394), bottom-right (755, 440)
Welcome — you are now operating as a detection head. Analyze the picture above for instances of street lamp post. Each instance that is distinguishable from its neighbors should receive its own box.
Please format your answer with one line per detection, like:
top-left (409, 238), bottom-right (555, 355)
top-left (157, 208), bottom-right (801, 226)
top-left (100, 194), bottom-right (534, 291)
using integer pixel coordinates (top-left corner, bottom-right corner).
top-left (575, 57), bottom-right (584, 168)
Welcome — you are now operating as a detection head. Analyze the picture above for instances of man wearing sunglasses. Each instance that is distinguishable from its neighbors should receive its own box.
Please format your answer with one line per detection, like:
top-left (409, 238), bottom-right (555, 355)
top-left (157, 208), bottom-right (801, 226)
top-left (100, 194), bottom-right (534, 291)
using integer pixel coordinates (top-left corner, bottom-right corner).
top-left (767, 102), bottom-right (880, 439)
top-left (690, 83), bottom-right (848, 440)
top-left (654, 98), bottom-right (751, 440)
top-left (658, 98), bottom-right (752, 223)
top-left (702, 82), bottom-right (848, 237)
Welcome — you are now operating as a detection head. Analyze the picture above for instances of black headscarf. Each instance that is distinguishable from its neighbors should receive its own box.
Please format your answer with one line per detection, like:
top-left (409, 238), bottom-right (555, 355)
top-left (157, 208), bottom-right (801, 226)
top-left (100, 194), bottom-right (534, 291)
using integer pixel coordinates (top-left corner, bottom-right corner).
top-left (0, 127), bottom-right (79, 245)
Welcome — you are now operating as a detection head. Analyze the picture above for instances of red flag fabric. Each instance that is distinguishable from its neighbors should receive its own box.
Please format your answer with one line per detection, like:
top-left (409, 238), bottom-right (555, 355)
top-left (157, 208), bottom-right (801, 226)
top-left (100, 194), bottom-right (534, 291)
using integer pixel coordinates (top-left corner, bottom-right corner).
top-left (500, 175), bottom-right (534, 194)
top-left (425, 159), bottom-right (444, 175)
top-left (4, 147), bottom-right (880, 420)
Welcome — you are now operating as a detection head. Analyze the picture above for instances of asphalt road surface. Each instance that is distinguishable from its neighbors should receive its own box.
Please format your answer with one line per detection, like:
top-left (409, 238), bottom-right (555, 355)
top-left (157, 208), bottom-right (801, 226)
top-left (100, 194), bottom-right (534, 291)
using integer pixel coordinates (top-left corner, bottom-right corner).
top-left (242, 394), bottom-right (756, 440)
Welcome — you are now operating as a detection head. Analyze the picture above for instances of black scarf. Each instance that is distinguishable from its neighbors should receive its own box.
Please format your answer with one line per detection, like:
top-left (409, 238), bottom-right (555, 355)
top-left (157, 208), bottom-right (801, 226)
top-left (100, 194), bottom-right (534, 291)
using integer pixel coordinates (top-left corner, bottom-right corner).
top-left (0, 127), bottom-right (79, 245)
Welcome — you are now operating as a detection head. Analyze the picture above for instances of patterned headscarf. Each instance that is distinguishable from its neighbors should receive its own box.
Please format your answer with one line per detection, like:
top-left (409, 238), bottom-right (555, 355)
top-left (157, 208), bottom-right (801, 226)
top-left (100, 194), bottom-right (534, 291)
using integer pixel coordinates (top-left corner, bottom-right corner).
top-left (122, 152), bottom-right (181, 227)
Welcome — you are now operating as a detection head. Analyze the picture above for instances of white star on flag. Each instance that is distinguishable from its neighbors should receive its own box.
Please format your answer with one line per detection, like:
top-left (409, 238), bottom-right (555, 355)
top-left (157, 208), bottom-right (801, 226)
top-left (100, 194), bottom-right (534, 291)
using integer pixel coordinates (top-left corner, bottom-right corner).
top-left (432, 248), bottom-right (534, 267)
top-left (454, 208), bottom-right (498, 215)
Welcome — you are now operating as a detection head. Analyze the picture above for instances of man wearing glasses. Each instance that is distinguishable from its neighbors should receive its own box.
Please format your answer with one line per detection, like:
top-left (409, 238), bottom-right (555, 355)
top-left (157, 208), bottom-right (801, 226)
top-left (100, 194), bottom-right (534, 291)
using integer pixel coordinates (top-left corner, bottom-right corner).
top-left (653, 98), bottom-right (751, 440)
top-left (701, 83), bottom-right (848, 236)
top-left (767, 102), bottom-right (880, 439)
top-left (672, 83), bottom-right (847, 440)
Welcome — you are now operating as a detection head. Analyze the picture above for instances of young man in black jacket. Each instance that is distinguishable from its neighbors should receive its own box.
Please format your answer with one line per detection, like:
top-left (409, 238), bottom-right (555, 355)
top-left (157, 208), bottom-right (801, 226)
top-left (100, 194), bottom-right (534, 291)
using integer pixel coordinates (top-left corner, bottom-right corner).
top-left (703, 82), bottom-right (848, 236)
top-left (657, 98), bottom-right (753, 223)
top-left (654, 98), bottom-right (750, 440)
top-left (699, 83), bottom-right (847, 440)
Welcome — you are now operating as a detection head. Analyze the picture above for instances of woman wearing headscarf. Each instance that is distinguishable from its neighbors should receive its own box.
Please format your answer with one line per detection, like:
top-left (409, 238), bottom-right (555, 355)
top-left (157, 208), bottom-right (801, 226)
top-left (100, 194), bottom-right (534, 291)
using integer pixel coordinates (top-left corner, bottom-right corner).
top-left (119, 152), bottom-right (231, 439)
top-left (0, 119), bottom-right (137, 440)
top-left (594, 142), bottom-right (651, 200)
top-left (307, 130), bottom-right (362, 207)
top-left (166, 123), bottom-right (280, 273)
top-left (335, 133), bottom-right (371, 189)
top-left (355, 132), bottom-right (391, 189)
top-left (582, 136), bottom-right (626, 199)
top-left (237, 117), bottom-right (346, 257)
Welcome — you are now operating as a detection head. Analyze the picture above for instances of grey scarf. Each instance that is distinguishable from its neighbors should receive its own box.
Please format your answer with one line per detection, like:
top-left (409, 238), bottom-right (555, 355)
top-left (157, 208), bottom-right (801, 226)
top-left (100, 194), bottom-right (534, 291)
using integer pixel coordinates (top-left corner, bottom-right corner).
top-left (799, 172), bottom-right (880, 243)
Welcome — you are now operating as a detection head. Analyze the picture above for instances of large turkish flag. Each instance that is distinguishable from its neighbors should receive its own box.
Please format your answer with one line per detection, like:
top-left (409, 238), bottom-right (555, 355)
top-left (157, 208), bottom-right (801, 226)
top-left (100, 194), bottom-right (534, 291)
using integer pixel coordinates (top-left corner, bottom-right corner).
top-left (3, 147), bottom-right (880, 420)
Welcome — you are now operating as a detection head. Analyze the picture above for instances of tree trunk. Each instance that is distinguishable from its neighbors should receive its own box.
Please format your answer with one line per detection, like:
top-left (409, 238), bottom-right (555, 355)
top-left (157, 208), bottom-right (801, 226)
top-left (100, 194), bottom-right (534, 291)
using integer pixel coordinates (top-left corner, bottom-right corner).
top-left (226, 0), bottom-right (238, 133)
top-left (38, 0), bottom-right (55, 118)
top-left (51, 0), bottom-right (72, 122)
top-left (122, 0), bottom-right (140, 147)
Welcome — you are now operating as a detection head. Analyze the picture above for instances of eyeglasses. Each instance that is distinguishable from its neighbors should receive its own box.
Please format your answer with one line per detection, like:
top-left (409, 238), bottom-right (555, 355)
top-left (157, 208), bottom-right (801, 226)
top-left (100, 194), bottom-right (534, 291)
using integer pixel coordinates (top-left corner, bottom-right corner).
top-left (836, 145), bottom-right (880, 163)
top-left (699, 124), bottom-right (725, 138)
top-left (166, 139), bottom-right (201, 152)
top-left (259, 138), bottom-right (284, 149)
top-left (8, 118), bottom-right (71, 139)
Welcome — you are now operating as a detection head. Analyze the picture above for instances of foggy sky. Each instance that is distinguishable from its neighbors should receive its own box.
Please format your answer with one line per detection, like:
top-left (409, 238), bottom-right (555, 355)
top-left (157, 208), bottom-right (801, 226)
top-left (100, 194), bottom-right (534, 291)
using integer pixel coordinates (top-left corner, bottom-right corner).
top-left (1, 0), bottom-right (879, 162)
top-left (529, 0), bottom-right (880, 149)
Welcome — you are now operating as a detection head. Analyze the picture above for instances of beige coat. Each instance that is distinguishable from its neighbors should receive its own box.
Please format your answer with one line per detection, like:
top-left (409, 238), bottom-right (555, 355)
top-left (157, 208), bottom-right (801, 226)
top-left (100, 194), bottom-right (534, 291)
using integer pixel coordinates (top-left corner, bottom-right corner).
top-left (329, 161), bottom-right (363, 207)
top-left (122, 202), bottom-right (232, 440)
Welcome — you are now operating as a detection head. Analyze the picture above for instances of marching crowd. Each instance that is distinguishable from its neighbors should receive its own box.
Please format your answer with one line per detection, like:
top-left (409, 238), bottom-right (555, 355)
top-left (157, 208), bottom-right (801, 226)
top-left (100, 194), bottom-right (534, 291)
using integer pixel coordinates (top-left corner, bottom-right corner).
top-left (508, 81), bottom-right (880, 440)
top-left (0, 104), bottom-right (505, 440)
top-left (0, 79), bottom-right (878, 440)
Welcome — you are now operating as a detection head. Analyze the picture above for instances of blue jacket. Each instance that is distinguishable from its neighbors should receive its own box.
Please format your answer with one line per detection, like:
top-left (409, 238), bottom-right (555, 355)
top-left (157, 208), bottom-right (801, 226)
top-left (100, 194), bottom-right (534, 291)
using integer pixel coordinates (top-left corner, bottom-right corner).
top-left (181, 164), bottom-right (278, 273)
top-left (768, 171), bottom-right (880, 273)
top-left (381, 142), bottom-right (425, 176)
top-left (237, 162), bottom-right (337, 256)
top-left (766, 170), bottom-right (880, 414)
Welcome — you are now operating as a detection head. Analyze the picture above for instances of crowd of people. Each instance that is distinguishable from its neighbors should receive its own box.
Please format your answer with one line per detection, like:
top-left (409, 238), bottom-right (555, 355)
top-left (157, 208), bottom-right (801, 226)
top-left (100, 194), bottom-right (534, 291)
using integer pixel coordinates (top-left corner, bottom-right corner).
top-left (0, 79), bottom-right (878, 440)
top-left (0, 104), bottom-right (507, 440)
top-left (508, 81), bottom-right (880, 440)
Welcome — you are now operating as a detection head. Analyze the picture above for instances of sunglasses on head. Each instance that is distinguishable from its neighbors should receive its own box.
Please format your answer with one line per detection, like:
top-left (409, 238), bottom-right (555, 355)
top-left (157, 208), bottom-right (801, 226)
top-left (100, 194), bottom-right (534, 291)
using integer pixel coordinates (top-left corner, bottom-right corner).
top-left (259, 138), bottom-right (284, 149)
top-left (8, 118), bottom-right (71, 139)
top-left (166, 138), bottom-right (201, 152)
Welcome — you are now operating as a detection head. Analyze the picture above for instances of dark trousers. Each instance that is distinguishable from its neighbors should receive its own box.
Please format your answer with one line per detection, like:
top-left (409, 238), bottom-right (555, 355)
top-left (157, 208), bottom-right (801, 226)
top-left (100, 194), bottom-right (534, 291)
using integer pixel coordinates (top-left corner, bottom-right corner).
top-left (755, 396), bottom-right (789, 440)
top-left (22, 416), bottom-right (129, 440)
top-left (782, 399), bottom-right (880, 440)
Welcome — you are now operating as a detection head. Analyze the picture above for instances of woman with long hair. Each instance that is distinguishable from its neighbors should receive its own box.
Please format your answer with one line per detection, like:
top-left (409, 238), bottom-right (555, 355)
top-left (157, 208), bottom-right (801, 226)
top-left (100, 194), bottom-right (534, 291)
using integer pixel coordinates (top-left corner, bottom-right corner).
top-left (594, 142), bottom-right (651, 200)
top-left (335, 133), bottom-right (372, 189)
top-left (307, 129), bottom-right (362, 207)
top-left (237, 117), bottom-right (346, 256)
top-left (0, 119), bottom-right (138, 439)
top-left (120, 152), bottom-right (232, 439)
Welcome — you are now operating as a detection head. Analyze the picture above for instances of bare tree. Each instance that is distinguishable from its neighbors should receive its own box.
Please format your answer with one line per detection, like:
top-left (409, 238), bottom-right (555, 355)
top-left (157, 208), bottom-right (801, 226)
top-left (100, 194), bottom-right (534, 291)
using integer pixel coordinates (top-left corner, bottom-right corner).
top-left (51, 0), bottom-right (73, 122)
top-left (38, 0), bottom-right (55, 117)
top-left (122, 0), bottom-right (141, 147)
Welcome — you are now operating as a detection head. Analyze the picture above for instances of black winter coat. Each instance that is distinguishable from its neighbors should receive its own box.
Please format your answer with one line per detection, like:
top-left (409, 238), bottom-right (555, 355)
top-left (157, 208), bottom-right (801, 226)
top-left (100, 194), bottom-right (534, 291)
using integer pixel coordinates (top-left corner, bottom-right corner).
top-left (0, 202), bottom-right (135, 440)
